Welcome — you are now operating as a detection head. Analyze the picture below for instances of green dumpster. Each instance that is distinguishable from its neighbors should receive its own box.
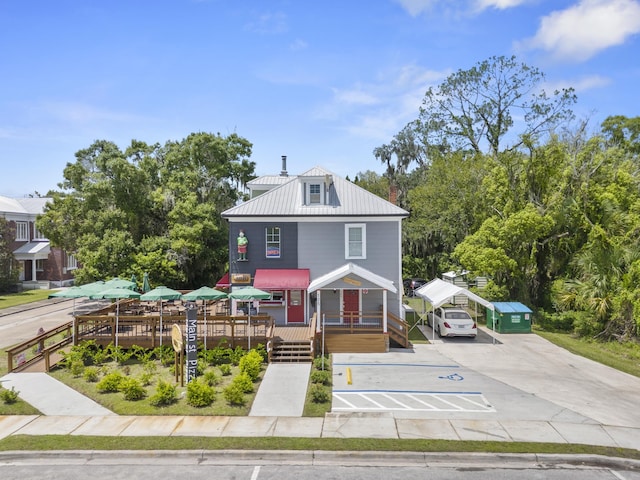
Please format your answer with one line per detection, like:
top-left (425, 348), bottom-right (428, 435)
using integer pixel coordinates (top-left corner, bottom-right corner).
top-left (487, 302), bottom-right (532, 333)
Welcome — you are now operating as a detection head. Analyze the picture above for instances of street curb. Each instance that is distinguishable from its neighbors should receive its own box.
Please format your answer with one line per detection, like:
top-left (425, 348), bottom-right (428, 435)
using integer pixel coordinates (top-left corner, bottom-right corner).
top-left (0, 298), bottom-right (70, 318)
top-left (0, 450), bottom-right (638, 470)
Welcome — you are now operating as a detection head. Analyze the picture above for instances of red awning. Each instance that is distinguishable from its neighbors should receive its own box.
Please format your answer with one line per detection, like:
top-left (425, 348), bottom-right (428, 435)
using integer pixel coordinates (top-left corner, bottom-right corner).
top-left (215, 272), bottom-right (230, 288)
top-left (253, 269), bottom-right (310, 290)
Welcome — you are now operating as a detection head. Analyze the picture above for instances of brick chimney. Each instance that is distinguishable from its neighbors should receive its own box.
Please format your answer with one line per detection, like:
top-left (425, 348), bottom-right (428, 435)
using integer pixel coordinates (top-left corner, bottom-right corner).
top-left (389, 184), bottom-right (397, 205)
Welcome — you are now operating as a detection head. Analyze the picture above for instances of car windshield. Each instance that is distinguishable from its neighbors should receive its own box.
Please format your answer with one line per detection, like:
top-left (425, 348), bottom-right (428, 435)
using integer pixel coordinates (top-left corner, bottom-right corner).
top-left (445, 311), bottom-right (471, 320)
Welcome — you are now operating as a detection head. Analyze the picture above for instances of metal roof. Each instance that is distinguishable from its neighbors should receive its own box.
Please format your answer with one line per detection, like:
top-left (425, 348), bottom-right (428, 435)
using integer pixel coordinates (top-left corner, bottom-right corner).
top-left (224, 166), bottom-right (408, 218)
top-left (308, 262), bottom-right (397, 293)
top-left (13, 241), bottom-right (51, 260)
top-left (492, 302), bottom-right (533, 314)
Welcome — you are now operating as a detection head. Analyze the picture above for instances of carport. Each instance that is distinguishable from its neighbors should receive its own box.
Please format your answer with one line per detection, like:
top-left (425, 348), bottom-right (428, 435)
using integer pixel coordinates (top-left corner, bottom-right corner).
top-left (414, 278), bottom-right (496, 342)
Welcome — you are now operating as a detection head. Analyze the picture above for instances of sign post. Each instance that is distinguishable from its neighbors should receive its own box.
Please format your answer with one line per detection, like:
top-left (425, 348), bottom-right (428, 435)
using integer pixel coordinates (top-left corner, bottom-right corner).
top-left (185, 303), bottom-right (198, 383)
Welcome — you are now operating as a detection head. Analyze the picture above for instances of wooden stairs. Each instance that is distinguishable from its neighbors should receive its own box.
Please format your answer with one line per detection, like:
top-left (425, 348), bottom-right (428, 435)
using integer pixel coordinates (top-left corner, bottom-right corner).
top-left (269, 339), bottom-right (314, 363)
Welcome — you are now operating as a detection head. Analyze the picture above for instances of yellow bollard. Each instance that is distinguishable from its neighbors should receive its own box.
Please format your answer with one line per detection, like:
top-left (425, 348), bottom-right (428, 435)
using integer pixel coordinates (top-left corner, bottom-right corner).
top-left (346, 367), bottom-right (352, 385)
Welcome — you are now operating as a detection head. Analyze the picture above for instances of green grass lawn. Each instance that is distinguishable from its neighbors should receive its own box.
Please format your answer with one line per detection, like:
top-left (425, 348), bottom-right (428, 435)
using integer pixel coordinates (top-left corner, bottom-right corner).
top-left (0, 289), bottom-right (57, 309)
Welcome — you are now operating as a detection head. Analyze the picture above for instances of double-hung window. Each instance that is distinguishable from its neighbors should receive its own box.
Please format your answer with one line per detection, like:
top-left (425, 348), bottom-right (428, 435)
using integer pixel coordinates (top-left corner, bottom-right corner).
top-left (15, 222), bottom-right (29, 241)
top-left (307, 183), bottom-right (322, 205)
top-left (345, 224), bottom-right (366, 259)
top-left (265, 227), bottom-right (281, 258)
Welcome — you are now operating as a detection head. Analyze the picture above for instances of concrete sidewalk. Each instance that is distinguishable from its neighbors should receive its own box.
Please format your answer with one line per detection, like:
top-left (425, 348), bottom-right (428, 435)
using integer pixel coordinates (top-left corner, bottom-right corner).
top-left (1, 413), bottom-right (639, 451)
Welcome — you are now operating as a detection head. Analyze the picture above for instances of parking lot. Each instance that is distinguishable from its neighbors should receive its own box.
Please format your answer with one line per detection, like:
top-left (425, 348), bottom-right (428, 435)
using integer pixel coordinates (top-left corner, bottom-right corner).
top-left (331, 328), bottom-right (640, 427)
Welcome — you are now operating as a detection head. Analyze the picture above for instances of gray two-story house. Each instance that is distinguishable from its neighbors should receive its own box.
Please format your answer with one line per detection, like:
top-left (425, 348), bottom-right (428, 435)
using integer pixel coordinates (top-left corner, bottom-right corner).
top-left (221, 162), bottom-right (410, 353)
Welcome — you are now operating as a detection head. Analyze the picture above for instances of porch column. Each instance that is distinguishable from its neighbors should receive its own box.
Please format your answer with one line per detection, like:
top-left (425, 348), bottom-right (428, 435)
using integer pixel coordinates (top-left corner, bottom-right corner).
top-left (383, 289), bottom-right (388, 333)
top-left (316, 290), bottom-right (322, 333)
top-left (31, 259), bottom-right (37, 281)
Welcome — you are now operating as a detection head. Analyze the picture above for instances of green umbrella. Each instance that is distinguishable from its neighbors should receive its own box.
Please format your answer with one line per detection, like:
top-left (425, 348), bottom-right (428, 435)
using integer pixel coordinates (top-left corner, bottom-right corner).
top-left (182, 286), bottom-right (228, 349)
top-left (130, 274), bottom-right (138, 290)
top-left (49, 286), bottom-right (89, 344)
top-left (92, 287), bottom-right (141, 347)
top-left (142, 272), bottom-right (151, 293)
top-left (140, 286), bottom-right (183, 346)
top-left (229, 286), bottom-right (271, 349)
top-left (104, 277), bottom-right (137, 290)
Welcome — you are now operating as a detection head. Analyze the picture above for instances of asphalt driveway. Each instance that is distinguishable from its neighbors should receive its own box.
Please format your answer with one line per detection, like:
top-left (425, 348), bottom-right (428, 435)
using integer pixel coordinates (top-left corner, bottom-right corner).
top-left (331, 328), bottom-right (640, 429)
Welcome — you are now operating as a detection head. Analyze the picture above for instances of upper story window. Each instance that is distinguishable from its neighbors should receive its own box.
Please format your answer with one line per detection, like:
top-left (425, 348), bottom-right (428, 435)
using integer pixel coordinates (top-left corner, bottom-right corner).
top-left (265, 227), bottom-right (281, 258)
top-left (34, 227), bottom-right (46, 240)
top-left (345, 223), bottom-right (366, 259)
top-left (306, 182), bottom-right (323, 205)
top-left (15, 222), bottom-right (29, 241)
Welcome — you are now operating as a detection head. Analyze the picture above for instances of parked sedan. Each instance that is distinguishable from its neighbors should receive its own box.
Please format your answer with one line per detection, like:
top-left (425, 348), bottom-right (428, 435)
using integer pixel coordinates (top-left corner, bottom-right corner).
top-left (427, 307), bottom-right (477, 338)
top-left (403, 278), bottom-right (427, 297)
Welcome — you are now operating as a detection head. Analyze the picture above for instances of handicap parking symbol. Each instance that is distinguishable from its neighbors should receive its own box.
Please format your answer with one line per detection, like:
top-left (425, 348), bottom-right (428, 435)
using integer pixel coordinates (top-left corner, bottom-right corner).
top-left (438, 373), bottom-right (464, 381)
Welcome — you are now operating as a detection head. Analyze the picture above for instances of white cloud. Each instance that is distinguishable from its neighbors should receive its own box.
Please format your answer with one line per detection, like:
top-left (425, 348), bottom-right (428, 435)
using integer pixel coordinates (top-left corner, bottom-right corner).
top-left (474, 0), bottom-right (531, 10)
top-left (544, 74), bottom-right (611, 94)
top-left (393, 0), bottom-right (438, 17)
top-left (519, 0), bottom-right (640, 62)
top-left (317, 64), bottom-right (449, 141)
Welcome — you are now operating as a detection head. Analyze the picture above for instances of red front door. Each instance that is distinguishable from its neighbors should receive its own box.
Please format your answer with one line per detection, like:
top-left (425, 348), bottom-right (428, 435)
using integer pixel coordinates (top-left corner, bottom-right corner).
top-left (343, 289), bottom-right (359, 324)
top-left (287, 289), bottom-right (305, 323)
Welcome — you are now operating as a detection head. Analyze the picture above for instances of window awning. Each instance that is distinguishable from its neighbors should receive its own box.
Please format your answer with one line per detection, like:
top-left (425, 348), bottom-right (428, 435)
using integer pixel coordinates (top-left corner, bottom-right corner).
top-left (253, 269), bottom-right (310, 290)
top-left (215, 272), bottom-right (230, 288)
top-left (13, 241), bottom-right (50, 261)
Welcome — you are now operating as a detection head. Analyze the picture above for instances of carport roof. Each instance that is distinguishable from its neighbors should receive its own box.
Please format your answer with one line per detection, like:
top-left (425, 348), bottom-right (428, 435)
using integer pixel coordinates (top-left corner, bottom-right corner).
top-left (415, 278), bottom-right (493, 310)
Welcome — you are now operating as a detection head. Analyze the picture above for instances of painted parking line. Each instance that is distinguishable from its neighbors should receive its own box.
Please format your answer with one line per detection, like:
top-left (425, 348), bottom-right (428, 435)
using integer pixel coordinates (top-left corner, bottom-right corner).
top-left (332, 390), bottom-right (496, 413)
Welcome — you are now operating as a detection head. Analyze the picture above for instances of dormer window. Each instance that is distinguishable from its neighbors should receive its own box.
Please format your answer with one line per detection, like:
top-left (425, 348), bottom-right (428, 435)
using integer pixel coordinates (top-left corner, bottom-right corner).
top-left (306, 182), bottom-right (323, 205)
top-left (309, 183), bottom-right (322, 205)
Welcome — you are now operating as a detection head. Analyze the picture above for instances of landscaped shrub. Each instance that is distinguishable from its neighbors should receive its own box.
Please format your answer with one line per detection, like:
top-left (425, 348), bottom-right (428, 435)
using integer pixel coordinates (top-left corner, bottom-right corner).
top-left (229, 346), bottom-right (245, 366)
top-left (202, 343), bottom-right (232, 366)
top-left (219, 364), bottom-right (232, 376)
top-left (186, 379), bottom-right (216, 407)
top-left (96, 371), bottom-right (125, 393)
top-left (0, 387), bottom-right (19, 404)
top-left (70, 359), bottom-right (85, 377)
top-left (119, 377), bottom-right (146, 401)
top-left (153, 345), bottom-right (175, 367)
top-left (232, 371), bottom-right (254, 393)
top-left (149, 379), bottom-right (177, 407)
top-left (139, 372), bottom-right (154, 386)
top-left (239, 350), bottom-right (263, 381)
top-left (196, 358), bottom-right (208, 376)
top-left (202, 370), bottom-right (220, 386)
top-left (310, 369), bottom-right (331, 386)
top-left (254, 343), bottom-right (268, 362)
top-left (313, 355), bottom-right (331, 371)
top-left (83, 366), bottom-right (100, 383)
top-left (222, 383), bottom-right (245, 406)
top-left (309, 383), bottom-right (330, 403)
top-left (105, 344), bottom-right (134, 365)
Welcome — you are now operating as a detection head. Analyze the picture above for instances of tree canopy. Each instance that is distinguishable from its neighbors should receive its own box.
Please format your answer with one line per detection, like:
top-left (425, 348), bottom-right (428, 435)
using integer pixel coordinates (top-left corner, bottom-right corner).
top-left (38, 132), bottom-right (255, 288)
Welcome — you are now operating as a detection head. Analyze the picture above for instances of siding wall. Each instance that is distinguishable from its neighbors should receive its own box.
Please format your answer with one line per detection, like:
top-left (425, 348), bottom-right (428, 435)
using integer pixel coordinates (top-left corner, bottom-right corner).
top-left (299, 221), bottom-right (402, 316)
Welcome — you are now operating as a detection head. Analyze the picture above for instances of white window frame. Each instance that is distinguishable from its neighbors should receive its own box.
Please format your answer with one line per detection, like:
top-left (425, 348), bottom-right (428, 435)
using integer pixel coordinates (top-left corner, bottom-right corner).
top-left (265, 226), bottom-right (281, 258)
top-left (306, 183), bottom-right (322, 205)
top-left (345, 223), bottom-right (366, 259)
top-left (33, 227), bottom-right (46, 240)
top-left (66, 253), bottom-right (78, 271)
top-left (36, 259), bottom-right (45, 272)
top-left (15, 221), bottom-right (29, 241)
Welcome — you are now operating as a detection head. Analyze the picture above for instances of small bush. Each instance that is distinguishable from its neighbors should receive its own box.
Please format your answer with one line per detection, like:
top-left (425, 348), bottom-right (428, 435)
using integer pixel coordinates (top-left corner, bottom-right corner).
top-left (310, 369), bottom-right (331, 386)
top-left (96, 371), bottom-right (124, 393)
top-left (149, 379), bottom-right (178, 407)
top-left (309, 384), bottom-right (330, 403)
top-left (139, 372), bottom-right (155, 386)
top-left (223, 383), bottom-right (245, 406)
top-left (232, 371), bottom-right (254, 393)
top-left (219, 364), bottom-right (232, 376)
top-left (83, 366), bottom-right (100, 383)
top-left (0, 387), bottom-right (19, 404)
top-left (119, 377), bottom-right (146, 401)
top-left (202, 370), bottom-right (220, 386)
top-left (239, 350), bottom-right (263, 381)
top-left (70, 359), bottom-right (85, 377)
top-left (229, 346), bottom-right (245, 366)
top-left (313, 355), bottom-right (331, 371)
top-left (186, 379), bottom-right (216, 407)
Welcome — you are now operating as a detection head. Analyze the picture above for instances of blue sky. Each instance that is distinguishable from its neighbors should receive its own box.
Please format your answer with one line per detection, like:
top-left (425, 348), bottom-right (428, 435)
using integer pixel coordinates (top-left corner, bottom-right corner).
top-left (1, 0), bottom-right (639, 197)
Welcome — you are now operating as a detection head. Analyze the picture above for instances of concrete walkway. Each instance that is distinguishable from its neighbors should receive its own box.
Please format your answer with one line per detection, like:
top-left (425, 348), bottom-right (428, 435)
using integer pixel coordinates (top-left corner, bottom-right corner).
top-left (249, 363), bottom-right (311, 416)
top-left (0, 372), bottom-right (114, 416)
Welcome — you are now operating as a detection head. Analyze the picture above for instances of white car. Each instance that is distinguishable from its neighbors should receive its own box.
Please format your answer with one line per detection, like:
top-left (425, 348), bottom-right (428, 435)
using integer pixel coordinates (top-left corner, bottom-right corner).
top-left (428, 307), bottom-right (477, 338)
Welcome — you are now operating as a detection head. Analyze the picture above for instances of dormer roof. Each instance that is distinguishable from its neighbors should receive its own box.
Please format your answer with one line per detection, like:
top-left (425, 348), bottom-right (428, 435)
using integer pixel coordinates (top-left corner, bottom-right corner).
top-left (223, 166), bottom-right (408, 218)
